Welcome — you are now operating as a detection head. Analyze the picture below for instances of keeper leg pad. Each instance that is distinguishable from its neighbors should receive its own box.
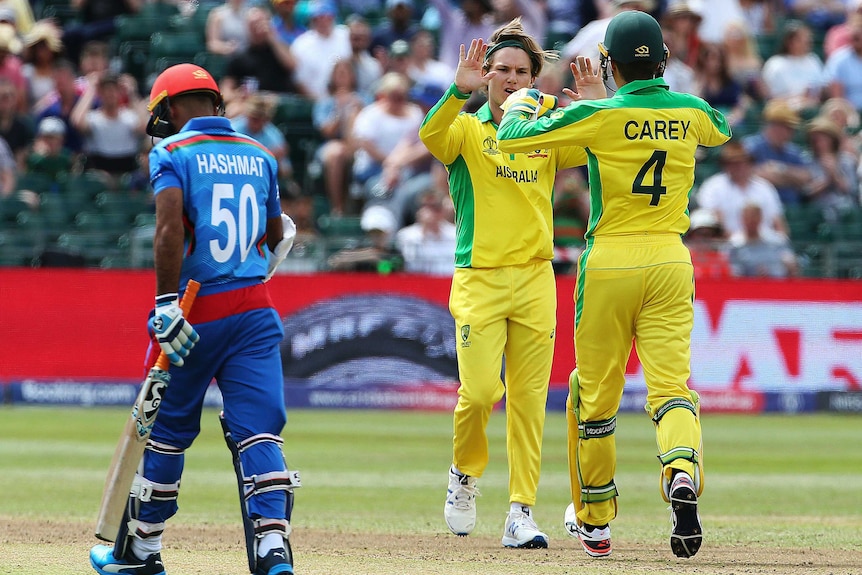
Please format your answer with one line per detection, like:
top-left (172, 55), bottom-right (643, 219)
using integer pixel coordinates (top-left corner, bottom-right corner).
top-left (648, 394), bottom-right (704, 502)
top-left (568, 369), bottom-right (620, 526)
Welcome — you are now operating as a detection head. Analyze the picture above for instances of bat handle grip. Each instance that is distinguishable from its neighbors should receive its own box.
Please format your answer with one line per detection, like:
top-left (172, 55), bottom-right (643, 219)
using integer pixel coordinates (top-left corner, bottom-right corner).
top-left (153, 279), bottom-right (201, 371)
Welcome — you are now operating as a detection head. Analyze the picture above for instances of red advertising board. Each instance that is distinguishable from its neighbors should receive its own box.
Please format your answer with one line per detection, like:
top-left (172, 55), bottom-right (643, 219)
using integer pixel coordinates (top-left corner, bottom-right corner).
top-left (1, 270), bottom-right (860, 399)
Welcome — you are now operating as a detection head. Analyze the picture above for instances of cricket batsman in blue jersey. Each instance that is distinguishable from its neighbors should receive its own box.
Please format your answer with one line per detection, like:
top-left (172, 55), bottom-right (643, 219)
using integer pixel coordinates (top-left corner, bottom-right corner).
top-left (90, 63), bottom-right (299, 575)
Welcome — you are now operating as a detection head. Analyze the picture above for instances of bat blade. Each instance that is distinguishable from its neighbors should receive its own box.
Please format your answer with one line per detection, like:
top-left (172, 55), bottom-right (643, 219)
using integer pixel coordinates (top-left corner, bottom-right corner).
top-left (94, 280), bottom-right (200, 541)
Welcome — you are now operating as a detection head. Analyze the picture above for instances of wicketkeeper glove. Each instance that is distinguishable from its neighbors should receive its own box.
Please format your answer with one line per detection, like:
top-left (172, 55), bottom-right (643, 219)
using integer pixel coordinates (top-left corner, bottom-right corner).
top-left (500, 88), bottom-right (558, 119)
top-left (149, 293), bottom-right (199, 367)
top-left (264, 213), bottom-right (297, 282)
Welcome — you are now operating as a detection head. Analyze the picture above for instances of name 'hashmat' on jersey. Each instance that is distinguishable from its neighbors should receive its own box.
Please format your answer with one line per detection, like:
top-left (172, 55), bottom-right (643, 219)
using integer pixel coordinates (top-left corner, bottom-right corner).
top-left (195, 153), bottom-right (267, 176)
top-left (496, 166), bottom-right (538, 183)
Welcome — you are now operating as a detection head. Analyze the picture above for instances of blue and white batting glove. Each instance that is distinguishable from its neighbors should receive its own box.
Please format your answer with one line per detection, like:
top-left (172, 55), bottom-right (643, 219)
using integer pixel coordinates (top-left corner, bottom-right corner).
top-left (264, 213), bottom-right (297, 282)
top-left (501, 88), bottom-right (558, 119)
top-left (149, 293), bottom-right (199, 367)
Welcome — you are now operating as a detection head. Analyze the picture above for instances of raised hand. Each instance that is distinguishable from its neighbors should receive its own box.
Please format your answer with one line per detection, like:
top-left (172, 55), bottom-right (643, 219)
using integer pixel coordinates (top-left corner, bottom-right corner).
top-left (564, 56), bottom-right (607, 102)
top-left (454, 38), bottom-right (497, 95)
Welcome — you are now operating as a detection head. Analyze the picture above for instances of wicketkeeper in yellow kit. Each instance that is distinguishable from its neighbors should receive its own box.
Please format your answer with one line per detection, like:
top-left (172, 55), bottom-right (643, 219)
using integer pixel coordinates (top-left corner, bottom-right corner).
top-left (418, 19), bottom-right (589, 548)
top-left (497, 10), bottom-right (731, 559)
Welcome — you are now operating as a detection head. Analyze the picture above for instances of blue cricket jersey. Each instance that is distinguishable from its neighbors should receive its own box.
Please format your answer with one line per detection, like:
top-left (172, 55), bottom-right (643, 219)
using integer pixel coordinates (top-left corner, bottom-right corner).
top-left (149, 116), bottom-right (282, 296)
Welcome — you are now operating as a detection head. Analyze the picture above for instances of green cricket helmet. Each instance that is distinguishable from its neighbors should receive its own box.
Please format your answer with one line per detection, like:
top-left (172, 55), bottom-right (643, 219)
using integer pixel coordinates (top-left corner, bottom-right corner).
top-left (599, 10), bottom-right (668, 66)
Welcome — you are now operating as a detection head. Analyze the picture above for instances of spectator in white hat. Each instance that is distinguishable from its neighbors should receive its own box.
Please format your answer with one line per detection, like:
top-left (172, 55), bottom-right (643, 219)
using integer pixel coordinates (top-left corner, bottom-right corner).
top-left (26, 115), bottom-right (72, 181)
top-left (327, 204), bottom-right (404, 272)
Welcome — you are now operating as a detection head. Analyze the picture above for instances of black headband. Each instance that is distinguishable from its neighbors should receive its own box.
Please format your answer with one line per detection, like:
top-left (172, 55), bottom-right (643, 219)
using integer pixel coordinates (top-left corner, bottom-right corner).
top-left (484, 39), bottom-right (526, 63)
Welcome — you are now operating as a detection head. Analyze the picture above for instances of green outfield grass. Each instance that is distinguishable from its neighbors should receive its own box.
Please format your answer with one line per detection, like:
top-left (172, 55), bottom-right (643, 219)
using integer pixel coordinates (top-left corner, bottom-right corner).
top-left (1, 406), bottom-right (861, 574)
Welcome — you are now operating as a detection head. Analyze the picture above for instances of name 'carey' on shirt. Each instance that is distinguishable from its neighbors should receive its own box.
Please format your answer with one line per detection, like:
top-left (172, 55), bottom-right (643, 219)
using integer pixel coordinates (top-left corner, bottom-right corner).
top-left (624, 119), bottom-right (690, 141)
top-left (195, 153), bottom-right (267, 176)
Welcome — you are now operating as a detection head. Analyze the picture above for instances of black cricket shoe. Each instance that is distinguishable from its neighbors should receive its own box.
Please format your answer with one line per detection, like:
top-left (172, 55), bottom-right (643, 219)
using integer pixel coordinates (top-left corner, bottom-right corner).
top-left (669, 471), bottom-right (702, 558)
top-left (255, 545), bottom-right (294, 575)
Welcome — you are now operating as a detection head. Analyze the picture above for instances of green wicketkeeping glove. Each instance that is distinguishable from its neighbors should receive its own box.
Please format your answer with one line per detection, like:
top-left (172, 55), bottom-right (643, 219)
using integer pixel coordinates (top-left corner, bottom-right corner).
top-left (501, 88), bottom-right (558, 119)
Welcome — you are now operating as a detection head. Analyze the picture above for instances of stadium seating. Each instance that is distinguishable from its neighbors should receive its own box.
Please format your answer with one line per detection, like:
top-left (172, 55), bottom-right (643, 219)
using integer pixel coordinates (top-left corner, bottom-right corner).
top-left (16, 172), bottom-right (56, 195)
top-left (273, 94), bottom-right (321, 189)
top-left (834, 241), bottom-right (862, 278)
top-left (193, 51), bottom-right (229, 81)
top-left (280, 236), bottom-right (327, 272)
top-left (37, 192), bottom-right (75, 234)
top-left (0, 197), bottom-right (30, 223)
top-left (0, 3), bottom-right (858, 278)
top-left (0, 228), bottom-right (39, 266)
top-left (38, 0), bottom-right (78, 25)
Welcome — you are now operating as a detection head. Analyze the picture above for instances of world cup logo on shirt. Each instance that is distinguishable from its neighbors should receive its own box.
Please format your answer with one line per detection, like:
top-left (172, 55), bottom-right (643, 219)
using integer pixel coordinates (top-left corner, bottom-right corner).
top-left (482, 136), bottom-right (499, 155)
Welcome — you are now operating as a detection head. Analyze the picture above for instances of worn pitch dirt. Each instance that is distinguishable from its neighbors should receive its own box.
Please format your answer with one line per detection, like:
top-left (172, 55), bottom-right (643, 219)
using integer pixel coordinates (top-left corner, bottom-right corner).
top-left (3, 518), bottom-right (861, 575)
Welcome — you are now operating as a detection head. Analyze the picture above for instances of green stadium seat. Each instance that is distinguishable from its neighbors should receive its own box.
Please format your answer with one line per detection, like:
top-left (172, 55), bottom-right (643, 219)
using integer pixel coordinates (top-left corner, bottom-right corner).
top-left (134, 212), bottom-right (157, 228)
top-left (545, 31), bottom-right (572, 51)
top-left (37, 193), bottom-right (75, 232)
top-left (834, 241), bottom-right (862, 279)
top-left (832, 220), bottom-right (862, 242)
top-left (273, 94), bottom-right (315, 125)
top-left (138, 1), bottom-right (181, 20)
top-left (54, 231), bottom-right (115, 265)
top-left (118, 41), bottom-right (151, 86)
top-left (99, 253), bottom-right (134, 269)
top-left (126, 225), bottom-right (156, 268)
top-left (95, 192), bottom-right (151, 235)
top-left (280, 236), bottom-right (326, 272)
top-left (317, 214), bottom-right (363, 237)
top-left (73, 210), bottom-right (107, 232)
top-left (150, 32), bottom-right (201, 60)
top-left (17, 172), bottom-right (55, 195)
top-left (784, 205), bottom-right (823, 242)
top-left (152, 56), bottom-right (195, 77)
top-left (755, 33), bottom-right (778, 60)
top-left (64, 172), bottom-right (109, 197)
top-left (792, 240), bottom-right (826, 277)
top-left (0, 197), bottom-right (30, 222)
top-left (271, 96), bottom-right (320, 189)
top-left (116, 15), bottom-right (165, 43)
top-left (312, 194), bottom-right (330, 219)
top-left (0, 229), bottom-right (39, 266)
top-left (170, 5), bottom-right (211, 42)
top-left (193, 51), bottom-right (229, 81)
top-left (39, 0), bottom-right (79, 25)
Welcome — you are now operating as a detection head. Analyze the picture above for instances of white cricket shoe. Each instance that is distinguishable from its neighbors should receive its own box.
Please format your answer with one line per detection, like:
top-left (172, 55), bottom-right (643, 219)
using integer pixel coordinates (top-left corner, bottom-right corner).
top-left (444, 466), bottom-right (479, 536)
top-left (565, 502), bottom-right (611, 557)
top-left (502, 506), bottom-right (549, 548)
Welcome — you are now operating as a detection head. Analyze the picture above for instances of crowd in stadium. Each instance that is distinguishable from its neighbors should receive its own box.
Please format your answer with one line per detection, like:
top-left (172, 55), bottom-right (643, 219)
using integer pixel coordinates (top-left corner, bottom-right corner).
top-left (1, 0), bottom-right (861, 278)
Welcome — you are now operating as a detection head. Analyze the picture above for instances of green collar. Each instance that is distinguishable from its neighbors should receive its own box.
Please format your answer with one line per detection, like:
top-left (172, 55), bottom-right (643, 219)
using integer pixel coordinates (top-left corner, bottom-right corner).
top-left (477, 101), bottom-right (494, 124)
top-left (615, 77), bottom-right (669, 96)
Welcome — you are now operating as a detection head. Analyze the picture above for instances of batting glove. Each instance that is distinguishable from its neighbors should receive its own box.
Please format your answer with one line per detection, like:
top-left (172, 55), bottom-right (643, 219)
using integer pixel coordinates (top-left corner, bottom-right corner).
top-left (149, 293), bottom-right (199, 367)
top-left (264, 213), bottom-right (297, 282)
top-left (501, 88), bottom-right (558, 119)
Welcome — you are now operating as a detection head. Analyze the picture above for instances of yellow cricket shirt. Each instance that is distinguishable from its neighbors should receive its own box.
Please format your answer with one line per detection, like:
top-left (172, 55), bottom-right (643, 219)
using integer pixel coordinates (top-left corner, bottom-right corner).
top-left (497, 78), bottom-right (731, 239)
top-left (419, 84), bottom-right (587, 268)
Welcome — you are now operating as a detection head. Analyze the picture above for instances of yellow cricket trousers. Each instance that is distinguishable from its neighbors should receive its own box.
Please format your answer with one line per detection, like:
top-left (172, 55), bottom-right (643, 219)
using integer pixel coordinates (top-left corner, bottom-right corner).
top-left (449, 259), bottom-right (557, 506)
top-left (568, 234), bottom-right (704, 527)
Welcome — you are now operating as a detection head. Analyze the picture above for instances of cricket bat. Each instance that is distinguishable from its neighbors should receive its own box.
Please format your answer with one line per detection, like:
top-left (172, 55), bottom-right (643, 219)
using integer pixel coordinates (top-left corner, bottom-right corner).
top-left (94, 279), bottom-right (201, 541)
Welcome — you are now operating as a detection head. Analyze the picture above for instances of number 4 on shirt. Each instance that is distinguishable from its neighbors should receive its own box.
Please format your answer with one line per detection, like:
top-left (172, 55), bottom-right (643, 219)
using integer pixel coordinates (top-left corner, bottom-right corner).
top-left (632, 150), bottom-right (667, 206)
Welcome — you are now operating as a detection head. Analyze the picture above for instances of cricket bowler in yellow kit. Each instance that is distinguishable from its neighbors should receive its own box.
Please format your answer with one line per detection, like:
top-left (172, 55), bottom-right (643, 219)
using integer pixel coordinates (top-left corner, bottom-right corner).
top-left (498, 11), bottom-right (731, 559)
top-left (419, 19), bottom-right (587, 548)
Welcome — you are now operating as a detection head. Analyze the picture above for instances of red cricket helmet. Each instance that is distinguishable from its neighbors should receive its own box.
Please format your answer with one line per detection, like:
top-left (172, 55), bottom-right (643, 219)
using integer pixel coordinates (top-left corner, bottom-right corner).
top-left (146, 63), bottom-right (224, 137)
